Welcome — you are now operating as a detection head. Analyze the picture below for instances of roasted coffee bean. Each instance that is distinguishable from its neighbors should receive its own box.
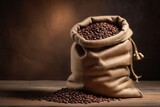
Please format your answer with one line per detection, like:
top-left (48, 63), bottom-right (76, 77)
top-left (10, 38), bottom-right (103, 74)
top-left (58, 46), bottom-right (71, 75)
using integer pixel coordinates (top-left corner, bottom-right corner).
top-left (25, 88), bottom-right (121, 104)
top-left (78, 22), bottom-right (120, 40)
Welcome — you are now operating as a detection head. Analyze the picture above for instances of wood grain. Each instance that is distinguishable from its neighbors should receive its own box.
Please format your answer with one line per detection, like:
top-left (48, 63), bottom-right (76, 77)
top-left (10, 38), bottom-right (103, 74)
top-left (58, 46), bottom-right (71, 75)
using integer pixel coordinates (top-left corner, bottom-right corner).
top-left (0, 81), bottom-right (159, 107)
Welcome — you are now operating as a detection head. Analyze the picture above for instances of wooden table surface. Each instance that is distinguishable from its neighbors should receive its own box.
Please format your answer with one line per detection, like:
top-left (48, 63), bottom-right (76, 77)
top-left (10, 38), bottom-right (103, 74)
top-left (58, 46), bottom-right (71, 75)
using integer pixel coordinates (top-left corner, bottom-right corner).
top-left (0, 81), bottom-right (159, 107)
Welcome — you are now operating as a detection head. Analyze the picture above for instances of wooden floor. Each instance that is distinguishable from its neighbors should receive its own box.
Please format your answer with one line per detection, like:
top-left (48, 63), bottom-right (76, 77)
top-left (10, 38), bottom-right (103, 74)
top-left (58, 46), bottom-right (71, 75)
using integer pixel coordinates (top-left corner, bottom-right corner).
top-left (0, 81), bottom-right (159, 107)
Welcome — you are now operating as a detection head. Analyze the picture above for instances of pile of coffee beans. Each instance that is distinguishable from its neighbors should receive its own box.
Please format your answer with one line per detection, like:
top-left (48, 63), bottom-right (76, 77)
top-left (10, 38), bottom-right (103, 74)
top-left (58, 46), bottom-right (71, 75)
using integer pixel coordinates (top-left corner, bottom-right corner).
top-left (78, 22), bottom-right (120, 40)
top-left (26, 88), bottom-right (121, 104)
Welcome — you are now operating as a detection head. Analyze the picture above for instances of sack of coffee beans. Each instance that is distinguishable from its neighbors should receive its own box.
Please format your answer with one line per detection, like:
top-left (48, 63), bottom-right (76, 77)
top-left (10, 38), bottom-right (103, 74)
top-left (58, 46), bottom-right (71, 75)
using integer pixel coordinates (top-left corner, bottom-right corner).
top-left (67, 16), bottom-right (144, 98)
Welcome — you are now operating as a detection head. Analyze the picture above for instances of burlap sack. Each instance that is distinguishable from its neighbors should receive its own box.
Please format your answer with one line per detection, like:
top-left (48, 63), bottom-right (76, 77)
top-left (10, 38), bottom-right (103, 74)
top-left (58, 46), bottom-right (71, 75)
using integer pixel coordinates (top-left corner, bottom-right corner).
top-left (67, 16), bottom-right (144, 98)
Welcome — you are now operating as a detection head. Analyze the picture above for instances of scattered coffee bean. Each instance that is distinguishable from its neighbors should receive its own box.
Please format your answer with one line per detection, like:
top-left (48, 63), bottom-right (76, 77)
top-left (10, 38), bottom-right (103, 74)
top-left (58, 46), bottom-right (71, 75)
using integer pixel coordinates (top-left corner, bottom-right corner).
top-left (78, 22), bottom-right (120, 40)
top-left (26, 88), bottom-right (121, 104)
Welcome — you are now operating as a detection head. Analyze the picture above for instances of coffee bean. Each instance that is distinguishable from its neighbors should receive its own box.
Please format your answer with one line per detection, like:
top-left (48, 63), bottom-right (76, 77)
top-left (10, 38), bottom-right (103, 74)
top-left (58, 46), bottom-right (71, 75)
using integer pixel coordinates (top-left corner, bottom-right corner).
top-left (25, 88), bottom-right (121, 104)
top-left (78, 22), bottom-right (120, 40)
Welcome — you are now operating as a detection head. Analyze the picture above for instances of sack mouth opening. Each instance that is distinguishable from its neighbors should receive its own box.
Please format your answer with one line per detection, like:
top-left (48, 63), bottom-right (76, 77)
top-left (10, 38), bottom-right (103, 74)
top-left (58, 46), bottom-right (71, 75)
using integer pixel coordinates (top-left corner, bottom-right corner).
top-left (71, 16), bottom-right (132, 48)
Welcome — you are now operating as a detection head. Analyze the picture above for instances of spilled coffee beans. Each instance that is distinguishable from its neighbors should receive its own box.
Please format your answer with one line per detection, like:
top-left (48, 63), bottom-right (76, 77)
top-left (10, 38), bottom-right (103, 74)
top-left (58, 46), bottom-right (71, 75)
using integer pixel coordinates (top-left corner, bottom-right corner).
top-left (78, 22), bottom-right (120, 40)
top-left (27, 88), bottom-right (121, 104)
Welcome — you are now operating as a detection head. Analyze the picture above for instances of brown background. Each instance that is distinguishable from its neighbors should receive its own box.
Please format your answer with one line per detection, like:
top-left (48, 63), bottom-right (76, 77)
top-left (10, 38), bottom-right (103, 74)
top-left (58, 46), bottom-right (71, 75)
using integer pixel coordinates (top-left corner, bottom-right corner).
top-left (0, 0), bottom-right (160, 80)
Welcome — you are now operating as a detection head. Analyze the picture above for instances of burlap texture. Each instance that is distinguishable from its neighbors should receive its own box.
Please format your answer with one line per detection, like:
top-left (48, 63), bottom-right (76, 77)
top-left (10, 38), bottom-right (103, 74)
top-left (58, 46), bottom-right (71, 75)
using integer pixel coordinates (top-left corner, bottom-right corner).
top-left (67, 16), bottom-right (143, 98)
